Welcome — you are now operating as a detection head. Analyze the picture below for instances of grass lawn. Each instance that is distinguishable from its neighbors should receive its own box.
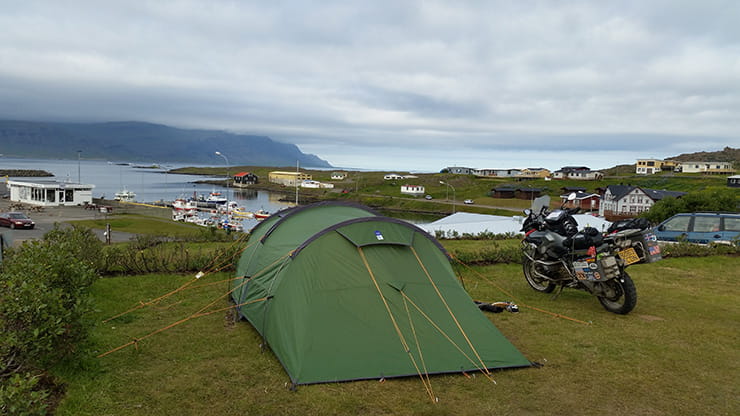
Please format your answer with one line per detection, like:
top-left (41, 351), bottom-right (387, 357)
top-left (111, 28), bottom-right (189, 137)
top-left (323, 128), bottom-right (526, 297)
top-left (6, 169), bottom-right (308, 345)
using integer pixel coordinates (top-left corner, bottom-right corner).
top-left (71, 213), bottom-right (230, 239)
top-left (56, 255), bottom-right (739, 415)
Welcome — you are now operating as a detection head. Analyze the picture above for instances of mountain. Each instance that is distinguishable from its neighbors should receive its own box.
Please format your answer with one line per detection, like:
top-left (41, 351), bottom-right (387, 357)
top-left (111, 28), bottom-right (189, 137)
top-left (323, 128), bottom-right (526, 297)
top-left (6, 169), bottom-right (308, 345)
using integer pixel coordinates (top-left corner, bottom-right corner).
top-left (601, 147), bottom-right (739, 175)
top-left (0, 120), bottom-right (332, 168)
top-left (669, 146), bottom-right (740, 164)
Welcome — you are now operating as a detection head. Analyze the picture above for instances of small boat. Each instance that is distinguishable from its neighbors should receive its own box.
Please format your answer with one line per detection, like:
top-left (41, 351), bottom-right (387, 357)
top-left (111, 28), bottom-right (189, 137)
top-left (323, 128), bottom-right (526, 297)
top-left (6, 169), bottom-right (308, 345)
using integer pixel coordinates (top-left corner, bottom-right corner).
top-left (114, 188), bottom-right (136, 202)
top-left (254, 209), bottom-right (270, 220)
top-left (205, 192), bottom-right (228, 204)
top-left (172, 198), bottom-right (198, 212)
top-left (230, 208), bottom-right (254, 218)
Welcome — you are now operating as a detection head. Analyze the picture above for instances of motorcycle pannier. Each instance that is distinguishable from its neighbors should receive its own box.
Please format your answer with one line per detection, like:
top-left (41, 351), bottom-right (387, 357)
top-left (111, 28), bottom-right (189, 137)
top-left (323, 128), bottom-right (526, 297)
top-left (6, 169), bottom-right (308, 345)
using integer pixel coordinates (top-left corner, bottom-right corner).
top-left (611, 229), bottom-right (662, 264)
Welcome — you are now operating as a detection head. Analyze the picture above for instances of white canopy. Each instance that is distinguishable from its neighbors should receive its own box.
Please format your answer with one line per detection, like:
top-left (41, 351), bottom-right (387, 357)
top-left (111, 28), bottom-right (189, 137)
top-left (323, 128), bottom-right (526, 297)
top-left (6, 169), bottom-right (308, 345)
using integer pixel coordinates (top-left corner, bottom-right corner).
top-left (420, 212), bottom-right (612, 238)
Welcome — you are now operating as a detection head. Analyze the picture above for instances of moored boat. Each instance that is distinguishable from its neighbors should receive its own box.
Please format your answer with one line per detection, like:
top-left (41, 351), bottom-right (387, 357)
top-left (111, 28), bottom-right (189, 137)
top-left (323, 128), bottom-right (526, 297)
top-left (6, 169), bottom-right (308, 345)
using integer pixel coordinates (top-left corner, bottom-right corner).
top-left (114, 187), bottom-right (136, 202)
top-left (205, 191), bottom-right (227, 204)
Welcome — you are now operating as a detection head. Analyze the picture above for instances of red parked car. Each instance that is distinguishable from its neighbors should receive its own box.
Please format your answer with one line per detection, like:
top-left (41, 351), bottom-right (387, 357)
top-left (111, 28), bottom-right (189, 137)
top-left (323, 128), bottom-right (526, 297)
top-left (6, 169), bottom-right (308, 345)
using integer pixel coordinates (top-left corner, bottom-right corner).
top-left (0, 212), bottom-right (35, 229)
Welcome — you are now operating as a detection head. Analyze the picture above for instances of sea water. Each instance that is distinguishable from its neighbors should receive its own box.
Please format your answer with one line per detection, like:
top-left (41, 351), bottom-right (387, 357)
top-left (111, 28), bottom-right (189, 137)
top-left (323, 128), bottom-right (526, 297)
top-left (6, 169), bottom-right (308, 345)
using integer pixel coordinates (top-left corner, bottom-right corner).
top-left (0, 157), bottom-right (294, 214)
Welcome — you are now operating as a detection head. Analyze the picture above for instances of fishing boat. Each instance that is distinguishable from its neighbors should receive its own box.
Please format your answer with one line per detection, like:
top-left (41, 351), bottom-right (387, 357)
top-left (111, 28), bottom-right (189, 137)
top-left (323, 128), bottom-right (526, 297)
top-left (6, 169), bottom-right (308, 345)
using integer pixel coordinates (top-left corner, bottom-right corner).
top-left (254, 209), bottom-right (270, 220)
top-left (172, 198), bottom-right (198, 212)
top-left (114, 187), bottom-right (136, 202)
top-left (205, 191), bottom-right (228, 204)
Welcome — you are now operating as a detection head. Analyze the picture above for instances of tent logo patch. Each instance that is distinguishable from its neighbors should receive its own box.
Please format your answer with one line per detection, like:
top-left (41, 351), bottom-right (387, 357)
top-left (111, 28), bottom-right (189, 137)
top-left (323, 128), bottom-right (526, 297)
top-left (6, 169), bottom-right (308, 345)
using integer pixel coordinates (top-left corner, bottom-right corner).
top-left (374, 230), bottom-right (384, 240)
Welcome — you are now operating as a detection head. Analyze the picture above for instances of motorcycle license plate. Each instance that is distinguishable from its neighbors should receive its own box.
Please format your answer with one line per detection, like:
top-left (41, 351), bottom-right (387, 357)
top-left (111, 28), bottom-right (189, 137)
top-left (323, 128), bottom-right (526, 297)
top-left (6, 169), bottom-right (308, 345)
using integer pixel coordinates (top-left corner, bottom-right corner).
top-left (618, 247), bottom-right (640, 265)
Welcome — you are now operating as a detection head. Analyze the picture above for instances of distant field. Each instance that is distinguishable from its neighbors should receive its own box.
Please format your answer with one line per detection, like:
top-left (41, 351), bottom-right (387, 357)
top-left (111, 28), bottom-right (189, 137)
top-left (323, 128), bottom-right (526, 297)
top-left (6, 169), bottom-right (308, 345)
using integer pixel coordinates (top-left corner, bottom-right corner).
top-left (168, 165), bottom-right (732, 217)
top-left (55, 255), bottom-right (739, 415)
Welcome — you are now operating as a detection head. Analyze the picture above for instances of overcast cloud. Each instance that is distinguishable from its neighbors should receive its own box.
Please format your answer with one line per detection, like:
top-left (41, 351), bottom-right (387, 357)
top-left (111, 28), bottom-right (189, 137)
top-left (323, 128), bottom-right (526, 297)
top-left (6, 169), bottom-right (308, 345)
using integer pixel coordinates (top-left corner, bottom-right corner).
top-left (1, 0), bottom-right (739, 171)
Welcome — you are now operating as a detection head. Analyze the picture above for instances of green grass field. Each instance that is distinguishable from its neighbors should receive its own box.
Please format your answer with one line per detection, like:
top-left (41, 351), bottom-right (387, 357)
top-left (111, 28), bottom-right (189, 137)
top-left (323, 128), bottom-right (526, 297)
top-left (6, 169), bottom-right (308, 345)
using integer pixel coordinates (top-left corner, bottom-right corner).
top-left (55, 254), bottom-right (739, 415)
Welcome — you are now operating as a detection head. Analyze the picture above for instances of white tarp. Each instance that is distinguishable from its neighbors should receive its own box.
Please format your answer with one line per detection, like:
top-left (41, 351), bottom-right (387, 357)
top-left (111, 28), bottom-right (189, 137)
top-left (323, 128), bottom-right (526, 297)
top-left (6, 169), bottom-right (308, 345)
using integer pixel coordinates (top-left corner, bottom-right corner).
top-left (420, 212), bottom-right (611, 238)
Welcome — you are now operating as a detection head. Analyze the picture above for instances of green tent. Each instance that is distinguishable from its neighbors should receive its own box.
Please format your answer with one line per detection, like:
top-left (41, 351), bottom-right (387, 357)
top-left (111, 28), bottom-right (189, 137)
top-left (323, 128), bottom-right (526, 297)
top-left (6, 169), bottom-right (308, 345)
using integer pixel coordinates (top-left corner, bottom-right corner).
top-left (233, 202), bottom-right (530, 385)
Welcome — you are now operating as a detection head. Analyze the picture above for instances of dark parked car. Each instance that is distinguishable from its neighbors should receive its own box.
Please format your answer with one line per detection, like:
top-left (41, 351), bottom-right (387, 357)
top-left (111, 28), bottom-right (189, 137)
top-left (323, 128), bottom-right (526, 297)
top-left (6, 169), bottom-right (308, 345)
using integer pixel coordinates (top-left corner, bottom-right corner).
top-left (0, 212), bottom-right (35, 229)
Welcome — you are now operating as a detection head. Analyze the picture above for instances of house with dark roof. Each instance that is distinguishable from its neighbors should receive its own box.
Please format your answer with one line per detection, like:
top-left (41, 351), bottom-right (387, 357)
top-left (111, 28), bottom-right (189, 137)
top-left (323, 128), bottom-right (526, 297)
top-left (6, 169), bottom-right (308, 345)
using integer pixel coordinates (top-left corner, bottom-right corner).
top-left (552, 166), bottom-right (603, 180)
top-left (517, 187), bottom-right (544, 200)
top-left (598, 185), bottom-right (686, 219)
top-left (728, 175), bottom-right (740, 187)
top-left (491, 185), bottom-right (518, 198)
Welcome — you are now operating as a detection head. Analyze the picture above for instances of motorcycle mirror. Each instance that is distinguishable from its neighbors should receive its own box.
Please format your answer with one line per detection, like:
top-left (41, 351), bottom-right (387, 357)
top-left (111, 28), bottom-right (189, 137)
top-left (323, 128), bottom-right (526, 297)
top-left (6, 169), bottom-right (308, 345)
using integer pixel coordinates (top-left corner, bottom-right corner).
top-left (524, 209), bottom-right (532, 216)
top-left (531, 195), bottom-right (550, 213)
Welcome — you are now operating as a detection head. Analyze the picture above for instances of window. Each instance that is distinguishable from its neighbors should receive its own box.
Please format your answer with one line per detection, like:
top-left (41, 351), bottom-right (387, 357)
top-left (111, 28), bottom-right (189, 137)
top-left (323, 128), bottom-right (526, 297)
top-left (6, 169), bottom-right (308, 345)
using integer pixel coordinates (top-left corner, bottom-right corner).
top-left (663, 216), bottom-right (690, 232)
top-left (725, 218), bottom-right (740, 232)
top-left (693, 217), bottom-right (720, 232)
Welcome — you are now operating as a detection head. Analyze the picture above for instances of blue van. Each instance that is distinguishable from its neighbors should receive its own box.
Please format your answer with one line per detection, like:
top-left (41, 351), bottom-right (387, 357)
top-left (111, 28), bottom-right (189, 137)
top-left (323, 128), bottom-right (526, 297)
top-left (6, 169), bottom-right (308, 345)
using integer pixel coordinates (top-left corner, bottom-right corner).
top-left (653, 212), bottom-right (740, 244)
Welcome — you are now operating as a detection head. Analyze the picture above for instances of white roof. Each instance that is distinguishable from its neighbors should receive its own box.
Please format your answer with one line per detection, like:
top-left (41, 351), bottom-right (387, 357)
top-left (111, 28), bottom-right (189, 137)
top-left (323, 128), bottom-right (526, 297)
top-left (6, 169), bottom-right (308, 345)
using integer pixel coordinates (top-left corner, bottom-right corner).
top-left (420, 212), bottom-right (612, 237)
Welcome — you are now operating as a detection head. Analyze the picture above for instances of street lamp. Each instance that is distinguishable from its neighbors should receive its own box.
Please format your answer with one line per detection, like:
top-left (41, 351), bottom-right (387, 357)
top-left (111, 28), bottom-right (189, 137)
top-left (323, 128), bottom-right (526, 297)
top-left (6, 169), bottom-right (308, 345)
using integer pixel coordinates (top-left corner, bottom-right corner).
top-left (77, 150), bottom-right (82, 183)
top-left (215, 151), bottom-right (229, 201)
top-left (439, 180), bottom-right (456, 213)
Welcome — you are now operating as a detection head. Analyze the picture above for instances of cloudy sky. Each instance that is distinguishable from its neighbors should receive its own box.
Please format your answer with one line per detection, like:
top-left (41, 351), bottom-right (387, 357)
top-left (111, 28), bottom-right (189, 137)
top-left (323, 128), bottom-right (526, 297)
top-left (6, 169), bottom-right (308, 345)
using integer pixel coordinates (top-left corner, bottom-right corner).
top-left (1, 1), bottom-right (739, 171)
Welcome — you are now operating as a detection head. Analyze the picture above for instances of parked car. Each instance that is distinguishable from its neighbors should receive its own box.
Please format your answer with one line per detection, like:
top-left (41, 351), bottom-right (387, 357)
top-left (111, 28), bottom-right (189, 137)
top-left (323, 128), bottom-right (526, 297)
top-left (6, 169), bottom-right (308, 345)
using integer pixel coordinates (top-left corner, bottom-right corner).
top-left (653, 212), bottom-right (740, 244)
top-left (464, 199), bottom-right (474, 204)
top-left (0, 212), bottom-right (35, 229)
top-left (425, 195), bottom-right (433, 200)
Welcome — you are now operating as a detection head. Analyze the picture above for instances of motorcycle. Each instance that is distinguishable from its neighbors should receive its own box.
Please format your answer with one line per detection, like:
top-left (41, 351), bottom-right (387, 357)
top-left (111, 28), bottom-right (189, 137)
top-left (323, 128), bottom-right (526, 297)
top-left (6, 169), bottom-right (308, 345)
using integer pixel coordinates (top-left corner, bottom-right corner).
top-left (520, 194), bottom-right (662, 314)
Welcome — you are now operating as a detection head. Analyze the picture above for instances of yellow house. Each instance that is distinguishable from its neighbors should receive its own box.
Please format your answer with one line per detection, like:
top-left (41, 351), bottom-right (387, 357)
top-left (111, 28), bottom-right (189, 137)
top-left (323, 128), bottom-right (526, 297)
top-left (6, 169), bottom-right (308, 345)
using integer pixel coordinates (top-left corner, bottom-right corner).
top-left (518, 168), bottom-right (551, 179)
top-left (636, 159), bottom-right (663, 174)
top-left (268, 171), bottom-right (312, 186)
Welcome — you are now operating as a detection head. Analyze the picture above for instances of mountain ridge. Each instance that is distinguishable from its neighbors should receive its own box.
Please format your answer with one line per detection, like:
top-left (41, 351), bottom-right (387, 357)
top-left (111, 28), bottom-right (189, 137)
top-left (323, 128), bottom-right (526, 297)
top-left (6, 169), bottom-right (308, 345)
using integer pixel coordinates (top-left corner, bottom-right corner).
top-left (0, 120), bottom-right (332, 168)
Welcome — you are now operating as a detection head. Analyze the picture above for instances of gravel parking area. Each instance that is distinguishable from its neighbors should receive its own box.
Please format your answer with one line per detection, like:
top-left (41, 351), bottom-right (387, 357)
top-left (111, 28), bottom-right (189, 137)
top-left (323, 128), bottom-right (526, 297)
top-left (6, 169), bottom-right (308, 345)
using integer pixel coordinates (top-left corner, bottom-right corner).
top-left (0, 199), bottom-right (138, 246)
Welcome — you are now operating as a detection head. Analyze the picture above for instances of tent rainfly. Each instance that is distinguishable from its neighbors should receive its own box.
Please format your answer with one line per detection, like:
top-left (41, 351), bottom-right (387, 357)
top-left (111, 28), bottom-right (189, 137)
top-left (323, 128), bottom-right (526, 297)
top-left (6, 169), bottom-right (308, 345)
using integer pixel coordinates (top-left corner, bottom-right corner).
top-left (232, 202), bottom-right (531, 385)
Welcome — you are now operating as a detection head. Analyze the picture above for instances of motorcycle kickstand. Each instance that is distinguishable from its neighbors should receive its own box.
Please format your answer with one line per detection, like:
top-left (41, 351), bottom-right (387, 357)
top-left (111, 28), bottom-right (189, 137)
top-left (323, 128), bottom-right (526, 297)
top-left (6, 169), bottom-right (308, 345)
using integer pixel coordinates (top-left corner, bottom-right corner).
top-left (550, 285), bottom-right (565, 301)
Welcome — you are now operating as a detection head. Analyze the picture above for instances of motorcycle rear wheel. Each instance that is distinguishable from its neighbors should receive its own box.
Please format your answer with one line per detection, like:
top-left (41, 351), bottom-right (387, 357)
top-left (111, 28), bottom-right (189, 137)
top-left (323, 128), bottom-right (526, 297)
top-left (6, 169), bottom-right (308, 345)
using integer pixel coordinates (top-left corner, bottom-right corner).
top-left (597, 272), bottom-right (637, 314)
top-left (522, 256), bottom-right (556, 293)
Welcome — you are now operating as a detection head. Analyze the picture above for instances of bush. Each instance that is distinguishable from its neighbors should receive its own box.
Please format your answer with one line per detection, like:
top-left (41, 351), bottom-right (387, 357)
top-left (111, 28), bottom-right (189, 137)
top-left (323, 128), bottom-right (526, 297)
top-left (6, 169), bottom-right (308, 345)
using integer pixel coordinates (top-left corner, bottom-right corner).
top-left (449, 241), bottom-right (523, 265)
top-left (660, 240), bottom-right (740, 257)
top-left (1, 227), bottom-right (100, 415)
top-left (0, 373), bottom-right (50, 416)
top-left (642, 188), bottom-right (739, 224)
top-left (99, 242), bottom-right (240, 275)
top-left (434, 230), bottom-right (522, 240)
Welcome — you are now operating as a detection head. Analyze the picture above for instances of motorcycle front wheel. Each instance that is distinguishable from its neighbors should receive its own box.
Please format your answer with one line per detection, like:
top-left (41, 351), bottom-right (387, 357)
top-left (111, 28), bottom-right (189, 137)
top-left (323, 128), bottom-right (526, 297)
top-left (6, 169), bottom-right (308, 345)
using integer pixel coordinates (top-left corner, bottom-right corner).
top-left (597, 272), bottom-right (637, 314)
top-left (522, 255), bottom-right (556, 293)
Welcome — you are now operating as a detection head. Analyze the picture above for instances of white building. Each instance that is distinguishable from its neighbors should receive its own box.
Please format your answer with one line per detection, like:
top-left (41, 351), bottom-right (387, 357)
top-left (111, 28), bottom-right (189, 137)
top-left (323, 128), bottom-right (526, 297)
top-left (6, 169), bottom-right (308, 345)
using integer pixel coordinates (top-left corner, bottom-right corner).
top-left (472, 168), bottom-right (521, 177)
top-left (400, 184), bottom-right (425, 196)
top-left (675, 161), bottom-right (734, 174)
top-left (598, 185), bottom-right (686, 218)
top-left (8, 180), bottom-right (94, 207)
top-left (330, 172), bottom-right (347, 180)
top-left (301, 180), bottom-right (334, 189)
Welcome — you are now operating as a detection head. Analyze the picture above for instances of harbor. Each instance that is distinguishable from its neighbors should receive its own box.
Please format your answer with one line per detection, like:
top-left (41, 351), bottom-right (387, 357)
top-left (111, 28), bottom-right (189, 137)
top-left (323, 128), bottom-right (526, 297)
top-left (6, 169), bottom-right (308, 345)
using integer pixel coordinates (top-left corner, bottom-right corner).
top-left (0, 157), bottom-right (296, 232)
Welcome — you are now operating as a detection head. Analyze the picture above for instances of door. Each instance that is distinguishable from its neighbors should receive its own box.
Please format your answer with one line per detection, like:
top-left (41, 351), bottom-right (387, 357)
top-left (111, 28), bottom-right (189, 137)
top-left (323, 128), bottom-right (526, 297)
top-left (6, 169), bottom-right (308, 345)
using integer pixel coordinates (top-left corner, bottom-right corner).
top-left (689, 215), bottom-right (722, 244)
top-left (656, 215), bottom-right (691, 242)
top-left (721, 216), bottom-right (740, 242)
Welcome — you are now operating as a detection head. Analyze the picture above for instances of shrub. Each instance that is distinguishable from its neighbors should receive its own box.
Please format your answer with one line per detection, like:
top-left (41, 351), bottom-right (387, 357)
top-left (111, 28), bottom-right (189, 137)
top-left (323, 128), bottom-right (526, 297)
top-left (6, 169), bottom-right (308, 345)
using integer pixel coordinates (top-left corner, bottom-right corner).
top-left (0, 373), bottom-right (50, 416)
top-left (660, 240), bottom-right (740, 257)
top-left (449, 241), bottom-right (523, 265)
top-left (99, 241), bottom-right (241, 275)
top-left (0, 227), bottom-right (99, 415)
top-left (642, 188), bottom-right (739, 224)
